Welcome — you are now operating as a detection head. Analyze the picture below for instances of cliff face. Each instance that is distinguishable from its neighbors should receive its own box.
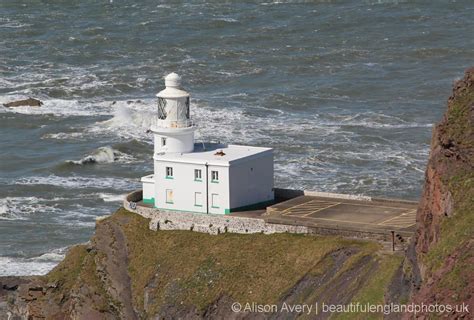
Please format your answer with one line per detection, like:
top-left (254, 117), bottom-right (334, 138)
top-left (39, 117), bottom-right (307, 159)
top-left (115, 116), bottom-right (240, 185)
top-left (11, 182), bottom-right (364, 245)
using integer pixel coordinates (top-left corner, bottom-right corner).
top-left (406, 68), bottom-right (474, 317)
top-left (1, 209), bottom-right (404, 319)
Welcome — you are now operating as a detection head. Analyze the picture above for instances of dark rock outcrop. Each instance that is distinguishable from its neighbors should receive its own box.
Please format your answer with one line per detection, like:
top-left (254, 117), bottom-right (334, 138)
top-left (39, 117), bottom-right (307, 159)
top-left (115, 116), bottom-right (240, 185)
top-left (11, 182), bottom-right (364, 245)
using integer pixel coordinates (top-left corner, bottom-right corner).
top-left (3, 98), bottom-right (43, 107)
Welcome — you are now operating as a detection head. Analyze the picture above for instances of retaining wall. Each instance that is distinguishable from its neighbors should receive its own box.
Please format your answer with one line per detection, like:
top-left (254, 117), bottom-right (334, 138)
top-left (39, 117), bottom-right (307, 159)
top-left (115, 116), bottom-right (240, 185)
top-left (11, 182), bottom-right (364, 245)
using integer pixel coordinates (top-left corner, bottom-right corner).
top-left (124, 190), bottom-right (310, 235)
top-left (124, 190), bottom-right (413, 243)
top-left (273, 188), bottom-right (418, 204)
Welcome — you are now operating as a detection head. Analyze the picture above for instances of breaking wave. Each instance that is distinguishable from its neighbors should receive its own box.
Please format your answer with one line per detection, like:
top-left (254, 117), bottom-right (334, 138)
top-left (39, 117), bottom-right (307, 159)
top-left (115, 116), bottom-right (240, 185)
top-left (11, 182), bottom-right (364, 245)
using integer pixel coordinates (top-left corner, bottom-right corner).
top-left (0, 248), bottom-right (67, 276)
top-left (66, 146), bottom-right (134, 165)
top-left (98, 193), bottom-right (126, 202)
top-left (89, 100), bottom-right (155, 141)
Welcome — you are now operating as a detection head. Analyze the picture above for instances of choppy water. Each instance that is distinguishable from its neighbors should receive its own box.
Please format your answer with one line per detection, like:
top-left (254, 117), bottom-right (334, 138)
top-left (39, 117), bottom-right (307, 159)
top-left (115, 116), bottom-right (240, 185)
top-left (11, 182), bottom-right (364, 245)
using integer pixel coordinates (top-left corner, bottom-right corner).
top-left (1, 0), bottom-right (473, 275)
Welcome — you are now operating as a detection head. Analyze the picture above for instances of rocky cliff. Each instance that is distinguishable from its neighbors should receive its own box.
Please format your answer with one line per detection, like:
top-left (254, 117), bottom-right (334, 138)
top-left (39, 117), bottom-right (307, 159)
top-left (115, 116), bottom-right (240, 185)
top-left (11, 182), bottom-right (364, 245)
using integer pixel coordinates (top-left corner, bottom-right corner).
top-left (405, 67), bottom-right (473, 318)
top-left (1, 209), bottom-right (404, 319)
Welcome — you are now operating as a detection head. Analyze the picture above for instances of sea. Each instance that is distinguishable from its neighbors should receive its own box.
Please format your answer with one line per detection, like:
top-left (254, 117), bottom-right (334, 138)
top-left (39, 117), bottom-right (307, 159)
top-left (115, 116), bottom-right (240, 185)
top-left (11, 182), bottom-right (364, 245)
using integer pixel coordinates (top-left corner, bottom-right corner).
top-left (0, 0), bottom-right (473, 276)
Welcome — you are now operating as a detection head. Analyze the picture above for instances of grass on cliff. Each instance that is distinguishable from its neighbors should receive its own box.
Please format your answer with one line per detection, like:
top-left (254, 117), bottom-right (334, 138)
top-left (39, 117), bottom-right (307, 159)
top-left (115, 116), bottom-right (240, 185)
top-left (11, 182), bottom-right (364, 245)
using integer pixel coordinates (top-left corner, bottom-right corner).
top-left (114, 208), bottom-right (401, 317)
top-left (423, 73), bottom-right (474, 297)
top-left (45, 245), bottom-right (119, 313)
top-left (334, 253), bottom-right (404, 320)
top-left (424, 169), bottom-right (474, 296)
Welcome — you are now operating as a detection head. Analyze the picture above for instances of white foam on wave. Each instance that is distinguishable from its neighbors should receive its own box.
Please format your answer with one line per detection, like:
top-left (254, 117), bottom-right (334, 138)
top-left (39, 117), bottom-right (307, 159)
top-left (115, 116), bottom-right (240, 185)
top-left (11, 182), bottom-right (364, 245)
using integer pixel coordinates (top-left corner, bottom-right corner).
top-left (274, 140), bottom-right (429, 199)
top-left (317, 112), bottom-right (433, 129)
top-left (89, 100), bottom-right (155, 141)
top-left (66, 146), bottom-right (135, 165)
top-left (0, 17), bottom-right (32, 29)
top-left (0, 197), bottom-right (61, 220)
top-left (41, 132), bottom-right (87, 140)
top-left (0, 95), bottom-right (113, 117)
top-left (213, 17), bottom-right (239, 23)
top-left (13, 175), bottom-right (139, 190)
top-left (0, 256), bottom-right (58, 276)
top-left (98, 193), bottom-right (126, 202)
top-left (0, 247), bottom-right (67, 276)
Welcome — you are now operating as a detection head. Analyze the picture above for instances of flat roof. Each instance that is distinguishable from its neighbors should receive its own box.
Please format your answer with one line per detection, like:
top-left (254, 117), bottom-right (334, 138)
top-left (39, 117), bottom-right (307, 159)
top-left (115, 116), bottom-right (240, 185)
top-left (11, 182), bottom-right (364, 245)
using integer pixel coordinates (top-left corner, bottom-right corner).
top-left (154, 143), bottom-right (272, 166)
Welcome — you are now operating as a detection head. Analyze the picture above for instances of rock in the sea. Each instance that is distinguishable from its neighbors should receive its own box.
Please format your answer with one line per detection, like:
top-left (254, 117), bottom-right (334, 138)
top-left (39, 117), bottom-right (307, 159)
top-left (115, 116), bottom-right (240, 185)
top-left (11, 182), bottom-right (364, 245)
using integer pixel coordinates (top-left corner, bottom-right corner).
top-left (3, 98), bottom-right (43, 108)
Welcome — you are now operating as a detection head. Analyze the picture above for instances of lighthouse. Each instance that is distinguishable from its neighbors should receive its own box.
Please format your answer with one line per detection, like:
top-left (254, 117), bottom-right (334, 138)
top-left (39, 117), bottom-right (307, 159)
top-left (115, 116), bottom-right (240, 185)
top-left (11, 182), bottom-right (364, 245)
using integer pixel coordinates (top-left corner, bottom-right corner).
top-left (152, 72), bottom-right (196, 154)
top-left (141, 73), bottom-right (275, 214)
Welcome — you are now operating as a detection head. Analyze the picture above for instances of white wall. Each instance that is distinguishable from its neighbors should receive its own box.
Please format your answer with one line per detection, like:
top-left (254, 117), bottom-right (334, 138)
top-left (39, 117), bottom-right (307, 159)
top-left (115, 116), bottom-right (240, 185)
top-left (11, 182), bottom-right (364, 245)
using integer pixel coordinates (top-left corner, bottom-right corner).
top-left (153, 152), bottom-right (273, 215)
top-left (153, 131), bottom-right (194, 154)
top-left (143, 181), bottom-right (155, 202)
top-left (154, 160), bottom-right (208, 213)
top-left (207, 164), bottom-right (230, 215)
top-left (228, 152), bottom-right (274, 211)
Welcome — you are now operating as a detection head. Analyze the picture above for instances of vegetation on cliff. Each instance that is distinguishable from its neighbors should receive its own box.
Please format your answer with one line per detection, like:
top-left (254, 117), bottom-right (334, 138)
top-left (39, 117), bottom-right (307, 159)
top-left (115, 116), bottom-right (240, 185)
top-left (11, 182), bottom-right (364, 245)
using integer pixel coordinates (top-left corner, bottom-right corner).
top-left (1, 208), bottom-right (404, 319)
top-left (408, 67), bottom-right (473, 317)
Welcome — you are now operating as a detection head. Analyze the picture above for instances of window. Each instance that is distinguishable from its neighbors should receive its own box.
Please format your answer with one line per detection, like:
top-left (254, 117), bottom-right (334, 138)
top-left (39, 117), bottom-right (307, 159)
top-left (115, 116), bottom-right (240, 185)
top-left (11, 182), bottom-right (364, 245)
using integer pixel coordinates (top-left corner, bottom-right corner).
top-left (194, 169), bottom-right (202, 181)
top-left (211, 170), bottom-right (219, 182)
top-left (157, 98), bottom-right (167, 120)
top-left (211, 193), bottom-right (219, 208)
top-left (185, 97), bottom-right (190, 119)
top-left (194, 192), bottom-right (202, 207)
top-left (166, 189), bottom-right (173, 204)
top-left (161, 137), bottom-right (167, 146)
top-left (166, 167), bottom-right (173, 178)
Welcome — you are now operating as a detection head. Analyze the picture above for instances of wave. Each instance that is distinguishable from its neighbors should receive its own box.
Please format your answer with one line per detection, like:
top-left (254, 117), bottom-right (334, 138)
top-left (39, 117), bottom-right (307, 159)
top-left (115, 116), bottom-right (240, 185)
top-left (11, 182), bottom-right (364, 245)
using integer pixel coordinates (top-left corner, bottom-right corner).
top-left (42, 132), bottom-right (87, 140)
top-left (66, 146), bottom-right (134, 165)
top-left (0, 248), bottom-right (67, 276)
top-left (0, 196), bottom-right (61, 220)
top-left (13, 175), bottom-right (140, 190)
top-left (0, 96), bottom-right (113, 117)
top-left (316, 112), bottom-right (433, 129)
top-left (213, 17), bottom-right (238, 23)
top-left (0, 256), bottom-right (58, 276)
top-left (98, 193), bottom-right (126, 202)
top-left (89, 101), bottom-right (155, 141)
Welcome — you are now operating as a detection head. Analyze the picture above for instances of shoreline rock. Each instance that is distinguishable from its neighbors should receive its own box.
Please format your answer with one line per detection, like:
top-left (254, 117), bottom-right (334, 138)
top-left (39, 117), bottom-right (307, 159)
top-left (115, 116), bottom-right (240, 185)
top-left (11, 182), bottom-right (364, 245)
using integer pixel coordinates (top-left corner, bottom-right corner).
top-left (3, 98), bottom-right (43, 108)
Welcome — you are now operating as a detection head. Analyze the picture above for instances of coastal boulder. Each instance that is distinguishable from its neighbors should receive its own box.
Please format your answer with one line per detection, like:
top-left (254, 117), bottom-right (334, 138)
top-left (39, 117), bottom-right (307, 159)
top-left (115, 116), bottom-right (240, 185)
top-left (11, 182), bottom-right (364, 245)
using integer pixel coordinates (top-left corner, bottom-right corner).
top-left (3, 98), bottom-right (43, 108)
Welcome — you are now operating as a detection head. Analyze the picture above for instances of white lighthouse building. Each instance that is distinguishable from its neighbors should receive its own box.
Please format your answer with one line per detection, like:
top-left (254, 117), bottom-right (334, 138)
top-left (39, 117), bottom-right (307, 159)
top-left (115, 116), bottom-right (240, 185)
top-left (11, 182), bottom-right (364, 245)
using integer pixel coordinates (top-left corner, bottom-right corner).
top-left (140, 73), bottom-right (274, 215)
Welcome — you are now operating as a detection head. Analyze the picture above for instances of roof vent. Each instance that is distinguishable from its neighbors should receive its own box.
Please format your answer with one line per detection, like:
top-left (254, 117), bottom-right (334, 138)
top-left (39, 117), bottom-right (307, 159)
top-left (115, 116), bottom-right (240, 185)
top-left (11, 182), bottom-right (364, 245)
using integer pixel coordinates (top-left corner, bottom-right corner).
top-left (214, 150), bottom-right (226, 156)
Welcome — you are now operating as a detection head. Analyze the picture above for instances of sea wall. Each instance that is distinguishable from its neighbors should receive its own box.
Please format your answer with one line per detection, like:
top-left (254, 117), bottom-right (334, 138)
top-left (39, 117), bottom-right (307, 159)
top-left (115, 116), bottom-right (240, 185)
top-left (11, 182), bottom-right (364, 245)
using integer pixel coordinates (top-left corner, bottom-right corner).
top-left (124, 190), bottom-right (310, 235)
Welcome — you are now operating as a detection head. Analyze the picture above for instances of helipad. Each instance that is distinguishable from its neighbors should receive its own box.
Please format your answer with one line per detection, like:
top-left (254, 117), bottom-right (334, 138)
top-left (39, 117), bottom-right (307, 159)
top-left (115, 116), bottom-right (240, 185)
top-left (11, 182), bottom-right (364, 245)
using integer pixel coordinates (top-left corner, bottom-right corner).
top-left (264, 195), bottom-right (417, 237)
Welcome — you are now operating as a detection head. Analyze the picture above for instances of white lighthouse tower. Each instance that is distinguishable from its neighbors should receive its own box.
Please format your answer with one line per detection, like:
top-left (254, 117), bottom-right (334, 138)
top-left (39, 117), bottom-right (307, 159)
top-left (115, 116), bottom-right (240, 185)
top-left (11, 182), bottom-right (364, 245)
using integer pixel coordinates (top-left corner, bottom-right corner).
top-left (152, 72), bottom-right (196, 154)
top-left (141, 73), bottom-right (274, 214)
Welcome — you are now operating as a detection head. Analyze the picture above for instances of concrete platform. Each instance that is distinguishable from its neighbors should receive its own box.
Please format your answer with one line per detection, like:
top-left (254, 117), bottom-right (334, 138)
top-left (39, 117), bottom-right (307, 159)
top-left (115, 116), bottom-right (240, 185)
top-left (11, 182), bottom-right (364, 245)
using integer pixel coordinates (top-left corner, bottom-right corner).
top-left (264, 195), bottom-right (417, 237)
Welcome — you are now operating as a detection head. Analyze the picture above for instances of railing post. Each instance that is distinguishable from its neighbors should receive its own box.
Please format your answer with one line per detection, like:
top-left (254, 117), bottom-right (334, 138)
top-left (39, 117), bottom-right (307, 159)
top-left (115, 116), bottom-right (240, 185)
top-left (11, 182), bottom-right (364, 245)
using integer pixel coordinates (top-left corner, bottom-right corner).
top-left (391, 231), bottom-right (395, 251)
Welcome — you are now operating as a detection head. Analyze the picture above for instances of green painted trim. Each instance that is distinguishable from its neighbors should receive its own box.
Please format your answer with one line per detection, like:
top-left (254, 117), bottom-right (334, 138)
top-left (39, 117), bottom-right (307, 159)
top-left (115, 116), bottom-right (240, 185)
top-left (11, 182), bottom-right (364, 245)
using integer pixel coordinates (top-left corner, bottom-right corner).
top-left (194, 179), bottom-right (202, 182)
top-left (211, 180), bottom-right (219, 183)
top-left (154, 207), bottom-right (207, 214)
top-left (166, 201), bottom-right (174, 204)
top-left (228, 199), bottom-right (275, 214)
top-left (224, 208), bottom-right (230, 214)
top-left (143, 198), bottom-right (155, 205)
top-left (165, 176), bottom-right (174, 179)
top-left (194, 204), bottom-right (203, 207)
top-left (211, 206), bottom-right (220, 209)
